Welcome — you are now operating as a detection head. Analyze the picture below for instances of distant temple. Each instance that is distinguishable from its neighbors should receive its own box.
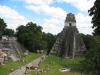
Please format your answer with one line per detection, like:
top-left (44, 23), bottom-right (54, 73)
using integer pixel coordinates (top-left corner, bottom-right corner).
top-left (50, 13), bottom-right (86, 58)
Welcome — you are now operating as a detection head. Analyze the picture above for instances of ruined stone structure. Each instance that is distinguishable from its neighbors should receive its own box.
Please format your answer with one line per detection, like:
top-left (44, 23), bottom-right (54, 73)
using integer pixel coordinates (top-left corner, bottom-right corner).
top-left (0, 36), bottom-right (26, 61)
top-left (50, 13), bottom-right (86, 58)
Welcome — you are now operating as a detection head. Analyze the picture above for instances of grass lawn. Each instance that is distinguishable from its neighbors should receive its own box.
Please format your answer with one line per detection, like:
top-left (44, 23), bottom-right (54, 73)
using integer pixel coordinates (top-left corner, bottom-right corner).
top-left (29, 56), bottom-right (92, 75)
top-left (0, 53), bottom-right (41, 75)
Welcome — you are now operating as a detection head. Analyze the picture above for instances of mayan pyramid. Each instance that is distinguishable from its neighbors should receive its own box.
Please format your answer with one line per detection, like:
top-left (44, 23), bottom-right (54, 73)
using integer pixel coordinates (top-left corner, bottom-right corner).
top-left (50, 13), bottom-right (86, 58)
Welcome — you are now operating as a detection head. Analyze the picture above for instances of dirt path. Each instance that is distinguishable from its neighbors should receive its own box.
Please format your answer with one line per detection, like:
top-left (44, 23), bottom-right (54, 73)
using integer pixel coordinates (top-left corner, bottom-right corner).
top-left (9, 55), bottom-right (46, 75)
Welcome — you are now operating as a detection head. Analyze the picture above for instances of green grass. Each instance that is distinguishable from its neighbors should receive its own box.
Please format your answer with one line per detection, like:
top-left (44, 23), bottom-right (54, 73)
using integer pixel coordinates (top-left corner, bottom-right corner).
top-left (29, 56), bottom-right (85, 75)
top-left (0, 53), bottom-right (41, 75)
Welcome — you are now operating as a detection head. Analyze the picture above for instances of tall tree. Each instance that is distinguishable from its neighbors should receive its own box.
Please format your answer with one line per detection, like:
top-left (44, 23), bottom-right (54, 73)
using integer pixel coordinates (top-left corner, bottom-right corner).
top-left (0, 18), bottom-right (7, 39)
top-left (85, 0), bottom-right (100, 74)
top-left (88, 0), bottom-right (100, 35)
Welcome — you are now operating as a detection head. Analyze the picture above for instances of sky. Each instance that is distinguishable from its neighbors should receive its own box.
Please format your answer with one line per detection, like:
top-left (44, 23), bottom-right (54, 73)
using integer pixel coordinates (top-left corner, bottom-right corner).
top-left (0, 0), bottom-right (95, 35)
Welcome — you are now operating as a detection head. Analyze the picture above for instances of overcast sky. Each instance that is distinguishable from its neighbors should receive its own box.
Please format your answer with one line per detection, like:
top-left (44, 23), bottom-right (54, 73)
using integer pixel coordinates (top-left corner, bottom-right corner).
top-left (0, 0), bottom-right (95, 34)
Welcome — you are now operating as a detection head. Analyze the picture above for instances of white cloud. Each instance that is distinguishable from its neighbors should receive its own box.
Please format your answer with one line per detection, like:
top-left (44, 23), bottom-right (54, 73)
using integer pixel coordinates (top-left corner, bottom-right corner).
top-left (61, 0), bottom-right (95, 12)
top-left (24, 0), bottom-right (93, 34)
top-left (26, 5), bottom-right (66, 20)
top-left (41, 13), bottom-right (93, 35)
top-left (17, 0), bottom-right (54, 5)
top-left (42, 18), bottom-right (64, 34)
top-left (25, 3), bottom-right (67, 34)
top-left (0, 5), bottom-right (28, 30)
top-left (15, 0), bottom-right (93, 34)
top-left (25, 4), bottom-right (93, 34)
top-left (0, 6), bottom-right (25, 20)
top-left (1, 1), bottom-right (93, 35)
top-left (18, 0), bottom-right (67, 20)
top-left (76, 13), bottom-right (93, 34)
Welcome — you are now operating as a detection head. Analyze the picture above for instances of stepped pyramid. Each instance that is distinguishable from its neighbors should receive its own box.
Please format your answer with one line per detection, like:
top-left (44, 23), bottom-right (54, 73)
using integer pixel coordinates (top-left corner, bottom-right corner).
top-left (50, 13), bottom-right (86, 58)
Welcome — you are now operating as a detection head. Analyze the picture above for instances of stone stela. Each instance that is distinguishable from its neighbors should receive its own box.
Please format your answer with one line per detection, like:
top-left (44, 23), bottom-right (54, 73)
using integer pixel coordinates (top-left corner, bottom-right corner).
top-left (50, 13), bottom-right (86, 58)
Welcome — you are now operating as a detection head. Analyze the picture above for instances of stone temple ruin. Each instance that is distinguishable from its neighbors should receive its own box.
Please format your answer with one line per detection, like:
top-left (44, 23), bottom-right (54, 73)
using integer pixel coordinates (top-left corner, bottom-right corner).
top-left (50, 13), bottom-right (86, 58)
top-left (0, 36), bottom-right (27, 62)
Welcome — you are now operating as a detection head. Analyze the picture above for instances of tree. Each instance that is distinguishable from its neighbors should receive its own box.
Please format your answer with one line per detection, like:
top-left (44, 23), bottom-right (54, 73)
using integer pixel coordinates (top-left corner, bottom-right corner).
top-left (80, 35), bottom-right (100, 75)
top-left (0, 18), bottom-right (7, 39)
top-left (83, 0), bottom-right (100, 74)
top-left (88, 0), bottom-right (100, 35)
top-left (16, 22), bottom-right (47, 52)
top-left (16, 22), bottom-right (56, 53)
top-left (3, 28), bottom-right (14, 36)
top-left (42, 33), bottom-right (56, 54)
top-left (80, 34), bottom-right (93, 50)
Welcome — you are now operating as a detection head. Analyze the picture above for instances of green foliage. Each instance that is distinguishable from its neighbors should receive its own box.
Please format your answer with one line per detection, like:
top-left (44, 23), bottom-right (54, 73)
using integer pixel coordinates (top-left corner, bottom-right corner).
top-left (3, 28), bottom-right (14, 36)
top-left (0, 18), bottom-right (15, 38)
top-left (94, 35), bottom-right (100, 43)
top-left (0, 18), bottom-right (7, 38)
top-left (80, 34), bottom-right (100, 74)
top-left (42, 32), bottom-right (56, 54)
top-left (88, 0), bottom-right (100, 35)
top-left (80, 34), bottom-right (94, 50)
top-left (87, 0), bottom-right (100, 74)
top-left (81, 36), bottom-right (100, 74)
top-left (16, 22), bottom-right (56, 52)
top-left (16, 22), bottom-right (44, 52)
